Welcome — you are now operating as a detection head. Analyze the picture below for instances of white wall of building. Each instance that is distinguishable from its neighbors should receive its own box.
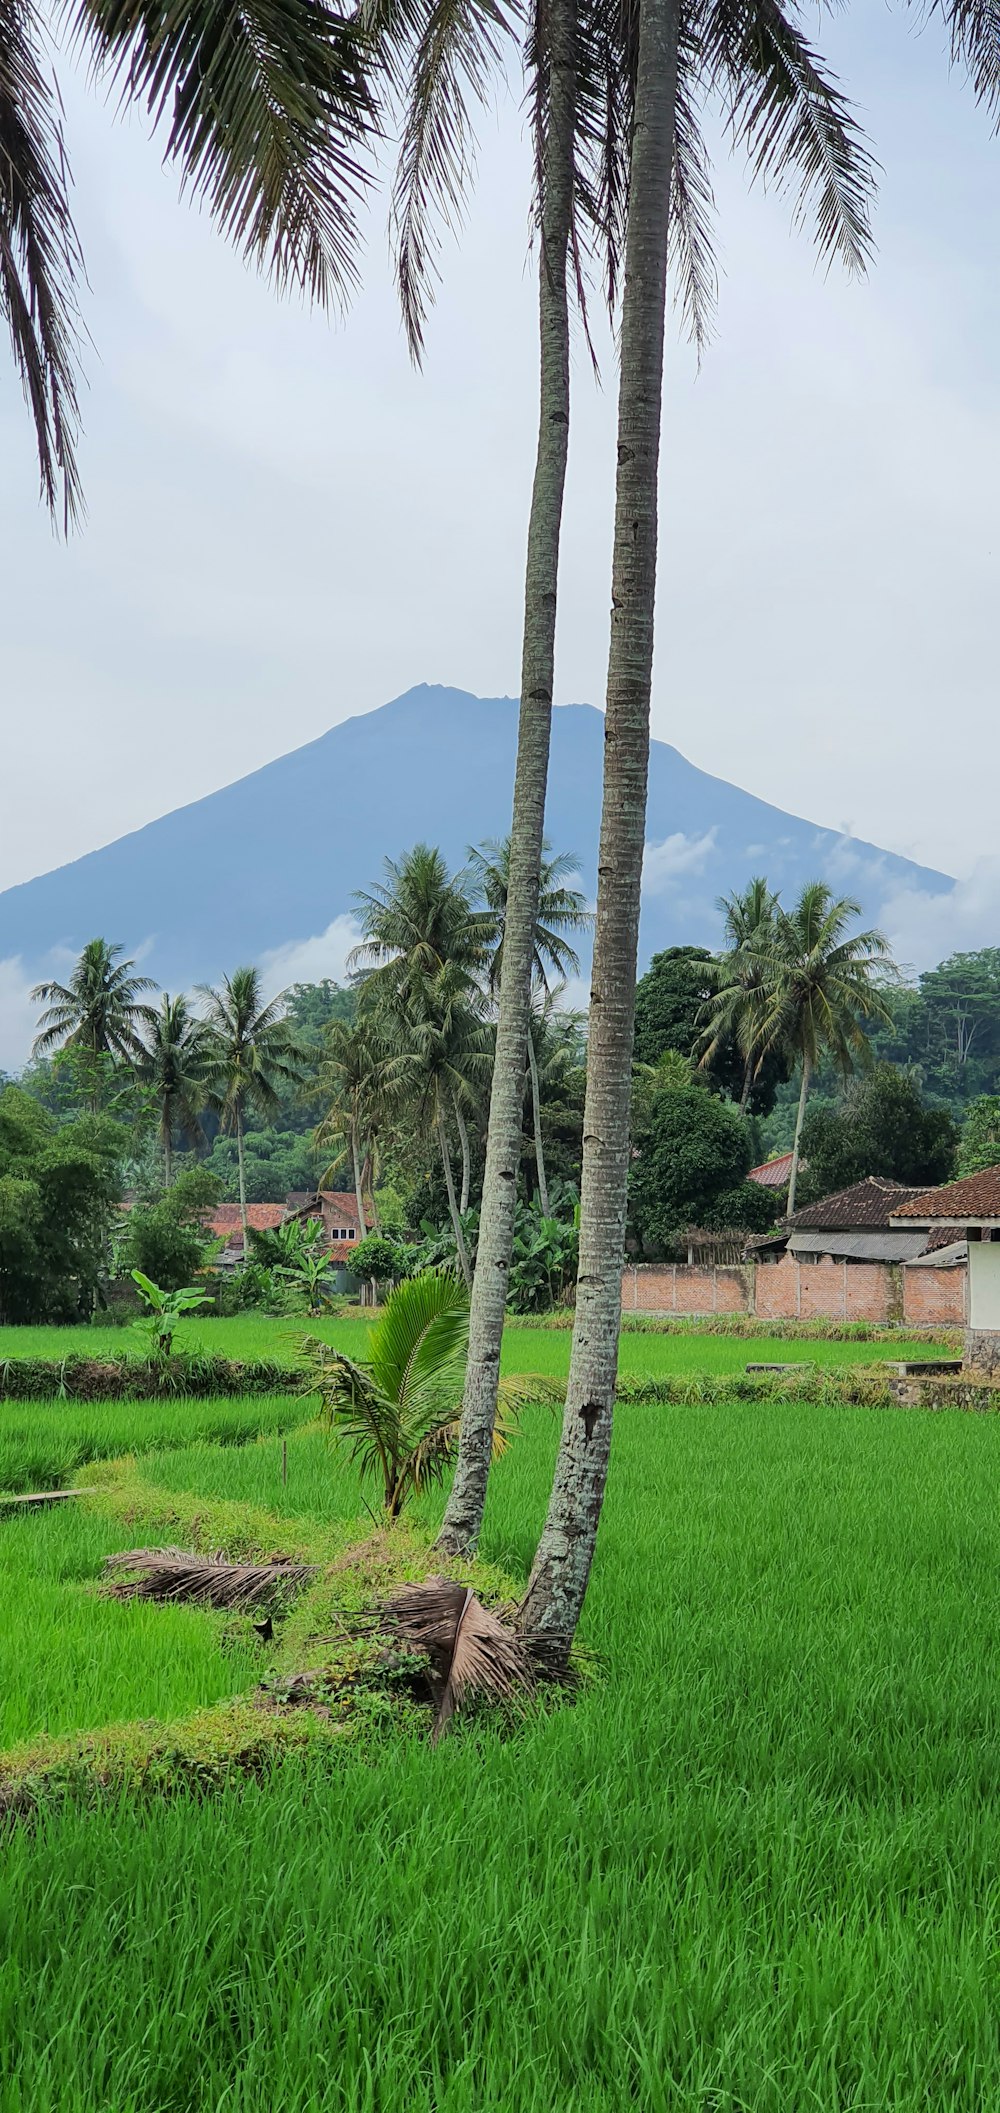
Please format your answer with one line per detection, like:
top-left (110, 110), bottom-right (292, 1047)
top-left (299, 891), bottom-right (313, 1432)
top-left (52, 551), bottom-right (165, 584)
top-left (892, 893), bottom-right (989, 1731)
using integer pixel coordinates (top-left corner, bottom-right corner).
top-left (968, 1242), bottom-right (1000, 1331)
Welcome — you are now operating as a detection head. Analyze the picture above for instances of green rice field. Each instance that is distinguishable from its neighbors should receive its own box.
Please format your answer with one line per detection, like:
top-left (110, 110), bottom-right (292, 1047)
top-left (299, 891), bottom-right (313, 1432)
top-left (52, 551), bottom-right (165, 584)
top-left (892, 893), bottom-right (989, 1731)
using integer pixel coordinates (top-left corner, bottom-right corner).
top-left (1, 1318), bottom-right (998, 2109)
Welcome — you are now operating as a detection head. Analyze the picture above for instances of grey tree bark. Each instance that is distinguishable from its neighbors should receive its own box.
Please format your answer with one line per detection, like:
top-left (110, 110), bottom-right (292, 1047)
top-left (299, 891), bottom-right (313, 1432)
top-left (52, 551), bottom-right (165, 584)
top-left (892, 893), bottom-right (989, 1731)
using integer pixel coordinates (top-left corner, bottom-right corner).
top-left (526, 1021), bottom-right (550, 1214)
top-left (455, 1097), bottom-right (472, 1216)
top-left (520, 0), bottom-right (679, 1639)
top-left (437, 0), bottom-right (577, 1555)
top-left (351, 1126), bottom-right (367, 1236)
top-left (163, 1118), bottom-right (173, 1190)
top-left (437, 1091), bottom-right (473, 1287)
top-left (787, 1054), bottom-right (811, 1217)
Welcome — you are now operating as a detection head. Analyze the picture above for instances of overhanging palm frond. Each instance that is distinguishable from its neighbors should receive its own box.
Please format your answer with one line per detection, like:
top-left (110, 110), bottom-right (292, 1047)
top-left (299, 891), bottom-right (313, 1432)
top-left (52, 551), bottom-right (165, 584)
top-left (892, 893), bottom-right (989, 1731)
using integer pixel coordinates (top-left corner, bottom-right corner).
top-left (705, 0), bottom-right (877, 274)
top-left (914, 0), bottom-right (1000, 125)
top-left (366, 0), bottom-right (520, 358)
top-left (70, 0), bottom-right (379, 305)
top-left (0, 0), bottom-right (84, 526)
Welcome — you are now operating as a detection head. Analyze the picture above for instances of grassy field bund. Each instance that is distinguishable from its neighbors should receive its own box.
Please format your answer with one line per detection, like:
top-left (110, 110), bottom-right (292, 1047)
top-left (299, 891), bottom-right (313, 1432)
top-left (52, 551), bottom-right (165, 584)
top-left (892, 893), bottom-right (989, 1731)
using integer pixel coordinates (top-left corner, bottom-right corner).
top-left (2, 1317), bottom-right (999, 2110)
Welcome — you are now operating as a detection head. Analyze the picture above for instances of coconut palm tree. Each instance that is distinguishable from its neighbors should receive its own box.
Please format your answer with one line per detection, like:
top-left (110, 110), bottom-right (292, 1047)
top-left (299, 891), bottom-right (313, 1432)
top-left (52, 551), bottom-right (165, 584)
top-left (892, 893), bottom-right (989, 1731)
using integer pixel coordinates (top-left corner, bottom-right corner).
top-left (198, 968), bottom-right (308, 1252)
top-left (314, 1016), bottom-right (385, 1235)
top-left (699, 877), bottom-right (781, 1114)
top-left (2, 0), bottom-right (377, 523)
top-left (470, 836), bottom-right (592, 1213)
top-left (519, 2), bottom-right (882, 1639)
top-left (442, 1), bottom-right (880, 1566)
top-left (379, 963), bottom-right (493, 1288)
top-left (31, 939), bottom-right (158, 1105)
top-left (351, 845), bottom-right (492, 1007)
top-left (136, 993), bottom-right (210, 1186)
top-left (754, 883), bottom-right (896, 1215)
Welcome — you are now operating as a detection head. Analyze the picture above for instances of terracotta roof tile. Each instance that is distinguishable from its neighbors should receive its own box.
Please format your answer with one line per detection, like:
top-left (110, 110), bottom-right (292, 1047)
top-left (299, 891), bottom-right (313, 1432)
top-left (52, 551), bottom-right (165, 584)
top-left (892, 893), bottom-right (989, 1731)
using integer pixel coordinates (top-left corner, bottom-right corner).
top-left (892, 1166), bottom-right (1000, 1222)
top-left (785, 1178), bottom-right (926, 1233)
top-left (748, 1153), bottom-right (794, 1190)
top-left (204, 1204), bottom-right (287, 1237)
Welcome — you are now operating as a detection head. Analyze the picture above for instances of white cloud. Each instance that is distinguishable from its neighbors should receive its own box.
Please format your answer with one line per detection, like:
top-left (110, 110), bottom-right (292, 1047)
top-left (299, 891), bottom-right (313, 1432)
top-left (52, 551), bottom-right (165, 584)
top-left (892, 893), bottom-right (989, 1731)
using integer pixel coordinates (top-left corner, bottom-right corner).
top-left (642, 830), bottom-right (718, 896)
top-left (257, 916), bottom-right (363, 999)
top-left (0, 957), bottom-right (42, 1073)
top-left (880, 863), bottom-right (1000, 976)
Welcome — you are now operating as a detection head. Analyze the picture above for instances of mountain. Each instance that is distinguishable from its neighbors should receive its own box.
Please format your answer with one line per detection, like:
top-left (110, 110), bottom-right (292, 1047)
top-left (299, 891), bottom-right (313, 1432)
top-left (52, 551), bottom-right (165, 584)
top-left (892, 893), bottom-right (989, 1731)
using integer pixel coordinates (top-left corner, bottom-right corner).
top-left (0, 685), bottom-right (951, 1008)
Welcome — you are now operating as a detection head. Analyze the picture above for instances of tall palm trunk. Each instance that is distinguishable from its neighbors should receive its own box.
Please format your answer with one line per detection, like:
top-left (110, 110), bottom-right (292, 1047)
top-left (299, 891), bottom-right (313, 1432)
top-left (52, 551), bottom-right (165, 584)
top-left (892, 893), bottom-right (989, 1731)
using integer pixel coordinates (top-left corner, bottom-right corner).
top-left (526, 1024), bottom-right (550, 1214)
top-left (351, 1123), bottom-right (367, 1236)
top-left (437, 1089), bottom-right (473, 1287)
top-left (236, 1101), bottom-right (249, 1256)
top-left (162, 1111), bottom-right (173, 1189)
top-left (437, 0), bottom-right (576, 1554)
top-left (520, 0), bottom-right (679, 1639)
top-left (455, 1098), bottom-right (472, 1215)
top-left (787, 1054), bottom-right (811, 1216)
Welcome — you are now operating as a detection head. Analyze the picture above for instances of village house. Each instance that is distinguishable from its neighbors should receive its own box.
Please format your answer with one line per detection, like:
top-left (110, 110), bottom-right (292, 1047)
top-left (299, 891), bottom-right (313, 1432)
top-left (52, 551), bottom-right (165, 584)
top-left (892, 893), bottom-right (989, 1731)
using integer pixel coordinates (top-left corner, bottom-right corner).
top-left (202, 1190), bottom-right (367, 1268)
top-left (891, 1166), bottom-right (1000, 1371)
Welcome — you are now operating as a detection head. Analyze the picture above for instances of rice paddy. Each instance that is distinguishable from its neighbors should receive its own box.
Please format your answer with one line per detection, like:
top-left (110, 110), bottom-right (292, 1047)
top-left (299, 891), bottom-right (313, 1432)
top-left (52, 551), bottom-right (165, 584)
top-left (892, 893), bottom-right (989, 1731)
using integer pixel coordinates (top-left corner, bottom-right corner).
top-left (1, 1315), bottom-right (997, 2109)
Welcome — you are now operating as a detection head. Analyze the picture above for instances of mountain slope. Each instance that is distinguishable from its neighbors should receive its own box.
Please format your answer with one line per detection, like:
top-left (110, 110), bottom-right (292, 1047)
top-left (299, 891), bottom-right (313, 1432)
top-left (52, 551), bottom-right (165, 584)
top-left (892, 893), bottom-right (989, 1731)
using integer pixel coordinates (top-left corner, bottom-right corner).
top-left (0, 685), bottom-right (950, 999)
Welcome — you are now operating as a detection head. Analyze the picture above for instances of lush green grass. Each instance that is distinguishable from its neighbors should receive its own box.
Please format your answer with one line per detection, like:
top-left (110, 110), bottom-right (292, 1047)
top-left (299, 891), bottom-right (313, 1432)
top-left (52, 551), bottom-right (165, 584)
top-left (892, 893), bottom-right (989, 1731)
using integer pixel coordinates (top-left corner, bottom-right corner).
top-left (0, 1310), bottom-right (945, 1373)
top-left (0, 1393), bottom-right (313, 1494)
top-left (0, 1504), bottom-right (258, 1750)
top-left (4, 1392), bottom-right (1000, 2106)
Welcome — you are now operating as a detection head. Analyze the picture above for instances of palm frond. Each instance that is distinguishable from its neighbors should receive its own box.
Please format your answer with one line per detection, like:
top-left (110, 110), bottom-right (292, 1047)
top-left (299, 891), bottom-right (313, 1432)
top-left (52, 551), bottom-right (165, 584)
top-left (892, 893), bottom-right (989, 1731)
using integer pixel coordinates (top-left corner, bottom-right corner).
top-left (914, 0), bottom-right (1000, 125)
top-left (704, 0), bottom-right (876, 274)
top-left (0, 0), bottom-right (84, 526)
top-left (103, 1547), bottom-right (317, 1606)
top-left (301, 1337), bottom-right (406, 1502)
top-left (381, 1576), bottom-right (534, 1739)
top-left (69, 0), bottom-right (378, 306)
top-left (366, 1267), bottom-right (469, 1419)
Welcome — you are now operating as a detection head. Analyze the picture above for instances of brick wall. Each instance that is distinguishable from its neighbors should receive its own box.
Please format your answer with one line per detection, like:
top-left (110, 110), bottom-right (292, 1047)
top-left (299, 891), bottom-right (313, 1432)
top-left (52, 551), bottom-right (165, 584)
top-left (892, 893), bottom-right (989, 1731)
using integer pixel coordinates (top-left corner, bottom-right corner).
top-left (623, 1257), bottom-right (966, 1326)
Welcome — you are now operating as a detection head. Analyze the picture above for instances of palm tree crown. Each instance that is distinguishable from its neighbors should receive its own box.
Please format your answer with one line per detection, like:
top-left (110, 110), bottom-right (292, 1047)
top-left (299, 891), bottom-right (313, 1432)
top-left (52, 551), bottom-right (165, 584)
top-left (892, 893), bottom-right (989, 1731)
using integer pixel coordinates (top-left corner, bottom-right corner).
top-left (470, 838), bottom-right (593, 998)
top-left (198, 967), bottom-right (309, 1241)
top-left (136, 993), bottom-right (210, 1186)
top-left (31, 938), bottom-right (158, 1064)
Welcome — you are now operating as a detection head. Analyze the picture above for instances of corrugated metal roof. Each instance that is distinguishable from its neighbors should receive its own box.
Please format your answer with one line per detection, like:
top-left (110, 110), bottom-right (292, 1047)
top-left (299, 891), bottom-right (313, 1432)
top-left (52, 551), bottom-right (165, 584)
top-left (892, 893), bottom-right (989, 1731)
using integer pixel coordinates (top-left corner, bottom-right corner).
top-left (790, 1229), bottom-right (932, 1262)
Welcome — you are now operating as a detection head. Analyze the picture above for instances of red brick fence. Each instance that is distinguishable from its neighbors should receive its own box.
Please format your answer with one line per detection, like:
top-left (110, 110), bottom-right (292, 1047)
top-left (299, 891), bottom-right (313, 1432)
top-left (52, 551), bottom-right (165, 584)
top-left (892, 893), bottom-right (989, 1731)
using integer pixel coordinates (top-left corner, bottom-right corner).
top-left (621, 1254), bottom-right (967, 1329)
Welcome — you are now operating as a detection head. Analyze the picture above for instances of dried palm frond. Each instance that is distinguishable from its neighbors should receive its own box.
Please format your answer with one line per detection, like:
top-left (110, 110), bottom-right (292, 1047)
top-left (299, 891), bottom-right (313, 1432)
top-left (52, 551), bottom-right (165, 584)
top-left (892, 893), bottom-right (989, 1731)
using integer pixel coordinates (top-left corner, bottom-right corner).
top-left (103, 1547), bottom-right (317, 1609)
top-left (382, 1576), bottom-right (533, 1740)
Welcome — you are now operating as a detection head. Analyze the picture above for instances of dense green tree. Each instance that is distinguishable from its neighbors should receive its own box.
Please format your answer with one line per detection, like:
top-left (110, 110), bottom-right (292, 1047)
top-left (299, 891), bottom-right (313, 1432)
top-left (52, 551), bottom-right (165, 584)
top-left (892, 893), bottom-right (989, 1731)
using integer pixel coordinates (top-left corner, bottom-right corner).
top-left (3, 0), bottom-right (376, 521)
top-left (31, 940), bottom-right (157, 1104)
top-left (958, 1096), bottom-right (1000, 1178)
top-left (119, 1167), bottom-right (221, 1291)
top-left (798, 1065), bottom-right (957, 1205)
top-left (633, 946), bottom-right (786, 1111)
top-left (628, 1089), bottom-right (753, 1255)
top-left (0, 1085), bottom-right (123, 1320)
top-left (198, 970), bottom-right (309, 1251)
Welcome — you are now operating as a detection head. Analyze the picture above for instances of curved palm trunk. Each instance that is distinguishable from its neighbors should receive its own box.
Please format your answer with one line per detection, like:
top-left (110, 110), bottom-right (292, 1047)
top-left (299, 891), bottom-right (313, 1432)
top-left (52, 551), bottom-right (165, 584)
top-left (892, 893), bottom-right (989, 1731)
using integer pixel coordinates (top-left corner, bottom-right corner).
top-left (526, 1025), bottom-right (550, 1214)
top-left (520, 0), bottom-right (679, 1639)
top-left (787, 1054), bottom-right (811, 1216)
top-left (455, 1098), bottom-right (472, 1216)
top-left (437, 1090), bottom-right (472, 1288)
top-left (438, 0), bottom-right (576, 1554)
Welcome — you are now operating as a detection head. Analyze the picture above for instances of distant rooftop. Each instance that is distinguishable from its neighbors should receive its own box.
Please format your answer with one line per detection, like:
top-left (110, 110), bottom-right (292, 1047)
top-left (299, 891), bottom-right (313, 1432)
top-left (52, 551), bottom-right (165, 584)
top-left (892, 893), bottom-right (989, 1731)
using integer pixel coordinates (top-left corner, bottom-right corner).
top-left (784, 1178), bottom-right (927, 1233)
top-left (748, 1153), bottom-right (794, 1190)
top-left (892, 1166), bottom-right (1000, 1226)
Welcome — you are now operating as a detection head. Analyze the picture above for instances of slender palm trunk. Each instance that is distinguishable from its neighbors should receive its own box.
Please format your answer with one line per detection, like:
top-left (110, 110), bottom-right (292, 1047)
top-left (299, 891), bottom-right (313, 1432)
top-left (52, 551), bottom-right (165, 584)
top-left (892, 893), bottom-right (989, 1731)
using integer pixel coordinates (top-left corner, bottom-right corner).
top-left (787, 1054), bottom-right (811, 1216)
top-left (455, 1099), bottom-right (472, 1216)
top-left (437, 1091), bottom-right (473, 1288)
top-left (738, 1054), bottom-right (754, 1118)
top-left (437, 0), bottom-right (576, 1554)
top-left (526, 1026), bottom-right (550, 1214)
top-left (163, 1114), bottom-right (173, 1189)
top-left (352, 1125), bottom-right (367, 1236)
top-left (520, 0), bottom-right (678, 1639)
top-left (236, 1102), bottom-right (249, 1256)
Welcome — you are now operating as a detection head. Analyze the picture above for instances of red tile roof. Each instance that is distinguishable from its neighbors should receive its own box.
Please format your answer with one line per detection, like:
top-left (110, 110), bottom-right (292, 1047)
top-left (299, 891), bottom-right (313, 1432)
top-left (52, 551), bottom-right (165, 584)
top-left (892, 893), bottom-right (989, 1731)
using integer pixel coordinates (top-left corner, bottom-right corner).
top-left (204, 1204), bottom-right (287, 1239)
top-left (785, 1178), bottom-right (927, 1233)
top-left (748, 1153), bottom-right (794, 1190)
top-left (892, 1166), bottom-right (1000, 1223)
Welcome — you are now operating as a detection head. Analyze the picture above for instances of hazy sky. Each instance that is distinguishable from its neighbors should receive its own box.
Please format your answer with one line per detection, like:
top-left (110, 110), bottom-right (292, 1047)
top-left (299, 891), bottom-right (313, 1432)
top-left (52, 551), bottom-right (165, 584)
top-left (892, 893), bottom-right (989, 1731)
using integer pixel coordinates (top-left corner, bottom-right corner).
top-left (1, 7), bottom-right (997, 902)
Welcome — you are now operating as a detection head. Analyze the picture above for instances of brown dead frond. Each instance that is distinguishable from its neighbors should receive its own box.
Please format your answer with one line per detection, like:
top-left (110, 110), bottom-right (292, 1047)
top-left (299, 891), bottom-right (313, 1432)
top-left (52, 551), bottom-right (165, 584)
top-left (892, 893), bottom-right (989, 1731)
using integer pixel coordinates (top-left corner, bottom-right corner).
top-left (381, 1576), bottom-right (537, 1742)
top-left (103, 1547), bottom-right (318, 1610)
